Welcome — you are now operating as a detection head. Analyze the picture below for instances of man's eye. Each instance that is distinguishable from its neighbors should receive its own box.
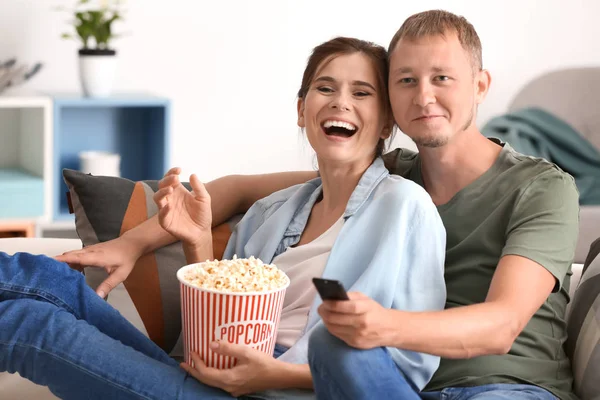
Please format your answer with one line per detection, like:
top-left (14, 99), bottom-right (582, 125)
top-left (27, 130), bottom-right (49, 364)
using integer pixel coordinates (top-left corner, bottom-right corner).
top-left (435, 76), bottom-right (450, 82)
top-left (317, 87), bottom-right (334, 93)
top-left (398, 78), bottom-right (416, 84)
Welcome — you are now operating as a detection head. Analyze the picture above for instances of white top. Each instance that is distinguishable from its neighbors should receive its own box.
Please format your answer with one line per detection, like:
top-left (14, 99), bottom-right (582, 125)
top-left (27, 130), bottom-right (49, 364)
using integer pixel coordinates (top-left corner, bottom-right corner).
top-left (274, 217), bottom-right (344, 348)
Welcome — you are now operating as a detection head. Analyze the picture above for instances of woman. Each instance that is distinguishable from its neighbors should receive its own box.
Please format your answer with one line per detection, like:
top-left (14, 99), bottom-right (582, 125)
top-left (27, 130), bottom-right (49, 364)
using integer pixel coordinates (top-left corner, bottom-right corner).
top-left (0, 37), bottom-right (445, 400)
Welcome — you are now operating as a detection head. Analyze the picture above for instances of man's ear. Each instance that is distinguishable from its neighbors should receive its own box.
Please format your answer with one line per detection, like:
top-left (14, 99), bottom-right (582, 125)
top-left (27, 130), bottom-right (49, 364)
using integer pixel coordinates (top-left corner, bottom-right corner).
top-left (475, 69), bottom-right (491, 105)
top-left (297, 98), bottom-right (305, 128)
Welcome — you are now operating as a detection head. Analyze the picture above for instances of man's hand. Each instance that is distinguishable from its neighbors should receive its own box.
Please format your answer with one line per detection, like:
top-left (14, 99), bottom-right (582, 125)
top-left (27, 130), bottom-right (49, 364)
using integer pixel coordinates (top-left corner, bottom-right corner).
top-left (318, 292), bottom-right (396, 349)
top-left (181, 341), bottom-right (288, 397)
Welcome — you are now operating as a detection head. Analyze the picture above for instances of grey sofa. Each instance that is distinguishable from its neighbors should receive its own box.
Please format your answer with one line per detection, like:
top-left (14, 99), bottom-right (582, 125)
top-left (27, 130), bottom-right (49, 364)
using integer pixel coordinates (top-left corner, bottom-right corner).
top-left (0, 238), bottom-right (589, 399)
top-left (1, 67), bottom-right (598, 399)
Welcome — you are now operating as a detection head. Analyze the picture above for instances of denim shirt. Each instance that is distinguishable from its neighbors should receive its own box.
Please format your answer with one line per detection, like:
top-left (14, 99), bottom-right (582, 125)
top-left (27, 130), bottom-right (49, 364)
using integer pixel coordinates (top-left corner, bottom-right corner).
top-left (224, 157), bottom-right (447, 392)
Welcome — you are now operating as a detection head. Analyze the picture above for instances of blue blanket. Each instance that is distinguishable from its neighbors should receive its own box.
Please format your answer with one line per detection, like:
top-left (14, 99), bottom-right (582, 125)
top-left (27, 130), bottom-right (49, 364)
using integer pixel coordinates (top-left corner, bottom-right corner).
top-left (482, 107), bottom-right (600, 205)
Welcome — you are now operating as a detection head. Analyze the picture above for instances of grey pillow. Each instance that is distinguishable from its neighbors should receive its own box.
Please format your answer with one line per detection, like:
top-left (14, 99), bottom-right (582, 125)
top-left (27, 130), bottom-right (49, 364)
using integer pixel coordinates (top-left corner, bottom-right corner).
top-left (566, 238), bottom-right (600, 399)
top-left (62, 169), bottom-right (237, 353)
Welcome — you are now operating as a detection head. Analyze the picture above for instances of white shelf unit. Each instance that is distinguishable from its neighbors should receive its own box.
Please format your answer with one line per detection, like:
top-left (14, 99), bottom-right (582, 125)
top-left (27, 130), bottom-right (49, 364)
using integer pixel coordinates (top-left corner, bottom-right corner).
top-left (0, 93), bottom-right (170, 238)
top-left (0, 96), bottom-right (53, 225)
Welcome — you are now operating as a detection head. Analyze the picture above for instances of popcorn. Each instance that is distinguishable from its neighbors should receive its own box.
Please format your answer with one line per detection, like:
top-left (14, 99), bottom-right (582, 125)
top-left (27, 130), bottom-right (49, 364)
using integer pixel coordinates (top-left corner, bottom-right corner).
top-left (182, 255), bottom-right (289, 293)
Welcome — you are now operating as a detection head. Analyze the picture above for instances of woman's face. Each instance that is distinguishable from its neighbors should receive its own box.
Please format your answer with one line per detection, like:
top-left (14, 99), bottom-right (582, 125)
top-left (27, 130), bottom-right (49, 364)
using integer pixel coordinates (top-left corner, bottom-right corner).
top-left (297, 52), bottom-right (389, 168)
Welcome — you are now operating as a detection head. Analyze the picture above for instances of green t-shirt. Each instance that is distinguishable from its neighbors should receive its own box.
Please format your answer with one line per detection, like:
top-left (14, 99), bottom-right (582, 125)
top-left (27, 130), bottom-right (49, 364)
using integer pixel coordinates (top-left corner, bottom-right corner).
top-left (383, 141), bottom-right (580, 400)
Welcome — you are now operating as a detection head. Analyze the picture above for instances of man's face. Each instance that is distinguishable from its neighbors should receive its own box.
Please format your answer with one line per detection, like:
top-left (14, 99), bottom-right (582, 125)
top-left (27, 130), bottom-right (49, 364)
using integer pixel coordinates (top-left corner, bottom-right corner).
top-left (388, 32), bottom-right (485, 148)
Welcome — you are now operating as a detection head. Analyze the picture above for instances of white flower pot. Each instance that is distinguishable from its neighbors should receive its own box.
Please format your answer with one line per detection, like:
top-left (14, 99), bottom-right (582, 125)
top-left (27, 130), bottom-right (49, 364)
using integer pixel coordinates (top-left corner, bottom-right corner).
top-left (79, 151), bottom-right (121, 177)
top-left (78, 49), bottom-right (117, 98)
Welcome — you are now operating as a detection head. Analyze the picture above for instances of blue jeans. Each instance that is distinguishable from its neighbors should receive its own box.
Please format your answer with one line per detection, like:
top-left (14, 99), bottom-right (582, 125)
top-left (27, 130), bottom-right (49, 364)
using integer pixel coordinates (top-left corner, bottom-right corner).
top-left (307, 325), bottom-right (557, 400)
top-left (0, 252), bottom-right (287, 400)
top-left (420, 385), bottom-right (557, 400)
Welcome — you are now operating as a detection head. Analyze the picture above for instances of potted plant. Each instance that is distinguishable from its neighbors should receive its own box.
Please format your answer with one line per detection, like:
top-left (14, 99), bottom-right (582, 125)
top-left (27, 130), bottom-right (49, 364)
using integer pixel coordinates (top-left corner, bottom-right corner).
top-left (59, 0), bottom-right (124, 97)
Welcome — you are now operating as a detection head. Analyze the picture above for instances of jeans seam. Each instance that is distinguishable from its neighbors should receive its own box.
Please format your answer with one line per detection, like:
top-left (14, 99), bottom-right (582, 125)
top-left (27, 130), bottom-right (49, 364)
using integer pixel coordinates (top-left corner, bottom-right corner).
top-left (0, 284), bottom-right (78, 316)
top-left (1, 340), bottom-right (154, 400)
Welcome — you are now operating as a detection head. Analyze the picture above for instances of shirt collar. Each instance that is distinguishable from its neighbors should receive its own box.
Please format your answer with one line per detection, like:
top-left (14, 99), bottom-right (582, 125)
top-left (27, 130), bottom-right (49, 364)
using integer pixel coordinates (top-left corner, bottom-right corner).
top-left (284, 157), bottom-right (389, 237)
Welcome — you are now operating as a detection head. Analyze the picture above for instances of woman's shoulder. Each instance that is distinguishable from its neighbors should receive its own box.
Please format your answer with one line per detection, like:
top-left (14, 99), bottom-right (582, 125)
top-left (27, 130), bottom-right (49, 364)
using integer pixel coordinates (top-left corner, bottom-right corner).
top-left (252, 177), bottom-right (321, 214)
top-left (374, 174), bottom-right (433, 206)
top-left (369, 176), bottom-right (443, 236)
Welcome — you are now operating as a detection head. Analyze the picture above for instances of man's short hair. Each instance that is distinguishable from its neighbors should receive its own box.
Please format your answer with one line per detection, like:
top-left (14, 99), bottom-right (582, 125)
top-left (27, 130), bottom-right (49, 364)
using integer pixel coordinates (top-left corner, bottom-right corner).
top-left (388, 10), bottom-right (483, 72)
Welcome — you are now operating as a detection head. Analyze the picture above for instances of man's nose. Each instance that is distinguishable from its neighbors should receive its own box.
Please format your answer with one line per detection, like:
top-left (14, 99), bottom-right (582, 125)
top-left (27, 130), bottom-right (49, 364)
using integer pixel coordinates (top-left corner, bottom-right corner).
top-left (413, 83), bottom-right (436, 108)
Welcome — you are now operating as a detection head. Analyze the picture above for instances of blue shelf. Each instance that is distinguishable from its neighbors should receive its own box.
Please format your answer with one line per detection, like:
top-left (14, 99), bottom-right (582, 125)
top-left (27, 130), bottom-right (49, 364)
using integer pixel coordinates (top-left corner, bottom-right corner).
top-left (52, 94), bottom-right (171, 220)
top-left (52, 94), bottom-right (170, 108)
top-left (0, 168), bottom-right (44, 219)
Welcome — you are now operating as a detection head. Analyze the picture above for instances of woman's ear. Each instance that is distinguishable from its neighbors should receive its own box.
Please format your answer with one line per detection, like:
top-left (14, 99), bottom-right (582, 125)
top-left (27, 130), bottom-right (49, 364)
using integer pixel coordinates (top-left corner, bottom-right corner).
top-left (297, 98), bottom-right (305, 128)
top-left (380, 118), bottom-right (395, 140)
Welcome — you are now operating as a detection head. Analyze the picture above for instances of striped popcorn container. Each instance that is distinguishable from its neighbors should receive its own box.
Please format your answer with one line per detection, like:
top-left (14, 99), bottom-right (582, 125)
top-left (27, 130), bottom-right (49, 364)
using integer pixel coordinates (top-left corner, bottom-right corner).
top-left (177, 263), bottom-right (289, 369)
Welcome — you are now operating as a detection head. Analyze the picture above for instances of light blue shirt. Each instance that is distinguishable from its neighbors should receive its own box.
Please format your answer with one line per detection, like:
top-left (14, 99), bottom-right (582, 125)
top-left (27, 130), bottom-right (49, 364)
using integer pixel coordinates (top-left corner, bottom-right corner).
top-left (224, 157), bottom-right (447, 393)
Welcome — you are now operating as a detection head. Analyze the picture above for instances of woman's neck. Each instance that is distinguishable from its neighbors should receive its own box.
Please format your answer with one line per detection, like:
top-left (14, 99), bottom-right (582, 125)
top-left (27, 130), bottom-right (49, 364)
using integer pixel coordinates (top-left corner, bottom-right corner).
top-left (293, 157), bottom-right (373, 248)
top-left (316, 157), bottom-right (372, 216)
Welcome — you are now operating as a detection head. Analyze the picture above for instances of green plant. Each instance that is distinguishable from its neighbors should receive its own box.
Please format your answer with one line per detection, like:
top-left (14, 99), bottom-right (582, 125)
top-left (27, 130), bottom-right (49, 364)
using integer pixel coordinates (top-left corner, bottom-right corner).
top-left (59, 0), bottom-right (124, 50)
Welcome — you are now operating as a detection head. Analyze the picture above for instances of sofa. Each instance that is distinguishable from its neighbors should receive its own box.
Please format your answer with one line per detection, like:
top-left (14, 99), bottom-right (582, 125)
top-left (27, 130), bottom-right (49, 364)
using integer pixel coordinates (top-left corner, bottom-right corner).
top-left (2, 64), bottom-right (600, 397)
top-left (0, 237), bottom-right (590, 400)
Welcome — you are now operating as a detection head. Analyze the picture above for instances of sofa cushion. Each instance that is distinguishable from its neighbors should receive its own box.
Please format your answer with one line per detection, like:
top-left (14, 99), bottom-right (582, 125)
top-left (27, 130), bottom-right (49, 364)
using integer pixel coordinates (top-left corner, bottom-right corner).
top-left (62, 169), bottom-right (236, 354)
top-left (566, 237), bottom-right (600, 399)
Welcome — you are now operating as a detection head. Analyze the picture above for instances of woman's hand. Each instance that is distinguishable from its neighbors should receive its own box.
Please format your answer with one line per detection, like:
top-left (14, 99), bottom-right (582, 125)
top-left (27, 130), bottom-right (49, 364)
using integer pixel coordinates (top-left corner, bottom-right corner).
top-left (181, 342), bottom-right (292, 397)
top-left (54, 236), bottom-right (142, 298)
top-left (153, 167), bottom-right (212, 246)
top-left (318, 292), bottom-right (395, 349)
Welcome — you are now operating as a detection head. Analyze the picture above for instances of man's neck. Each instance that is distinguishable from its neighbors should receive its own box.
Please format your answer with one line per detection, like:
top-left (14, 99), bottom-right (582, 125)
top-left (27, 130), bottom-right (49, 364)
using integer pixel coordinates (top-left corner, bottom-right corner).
top-left (418, 129), bottom-right (503, 206)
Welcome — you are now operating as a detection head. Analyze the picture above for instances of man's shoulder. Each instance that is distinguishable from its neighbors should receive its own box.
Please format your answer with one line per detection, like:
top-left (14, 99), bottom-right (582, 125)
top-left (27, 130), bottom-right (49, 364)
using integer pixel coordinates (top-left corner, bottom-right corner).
top-left (500, 146), bottom-right (577, 192)
top-left (382, 147), bottom-right (419, 178)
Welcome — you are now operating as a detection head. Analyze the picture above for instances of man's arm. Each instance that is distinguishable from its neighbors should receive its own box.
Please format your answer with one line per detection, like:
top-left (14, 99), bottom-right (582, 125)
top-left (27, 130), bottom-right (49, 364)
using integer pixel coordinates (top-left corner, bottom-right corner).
top-left (124, 171), bottom-right (317, 255)
top-left (386, 169), bottom-right (579, 358)
top-left (385, 254), bottom-right (555, 358)
top-left (322, 170), bottom-right (578, 359)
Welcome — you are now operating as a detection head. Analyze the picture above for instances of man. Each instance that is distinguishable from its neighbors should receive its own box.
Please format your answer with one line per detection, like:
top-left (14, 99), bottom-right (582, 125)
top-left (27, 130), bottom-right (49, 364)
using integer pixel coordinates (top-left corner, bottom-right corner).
top-left (58, 9), bottom-right (579, 400)
top-left (305, 10), bottom-right (579, 400)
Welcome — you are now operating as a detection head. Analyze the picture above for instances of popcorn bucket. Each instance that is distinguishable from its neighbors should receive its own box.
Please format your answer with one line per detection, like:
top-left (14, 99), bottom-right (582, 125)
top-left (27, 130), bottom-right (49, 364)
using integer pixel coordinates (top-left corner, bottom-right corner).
top-left (177, 262), bottom-right (289, 369)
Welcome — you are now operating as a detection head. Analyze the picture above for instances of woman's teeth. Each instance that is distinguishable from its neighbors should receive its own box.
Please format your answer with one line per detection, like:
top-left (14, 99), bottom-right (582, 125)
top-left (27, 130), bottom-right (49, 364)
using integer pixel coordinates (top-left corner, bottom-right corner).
top-left (323, 120), bottom-right (357, 131)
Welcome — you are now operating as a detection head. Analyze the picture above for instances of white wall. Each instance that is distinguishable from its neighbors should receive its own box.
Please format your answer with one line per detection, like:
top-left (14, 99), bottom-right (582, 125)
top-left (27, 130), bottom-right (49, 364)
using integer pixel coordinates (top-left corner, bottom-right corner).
top-left (1, 0), bottom-right (599, 181)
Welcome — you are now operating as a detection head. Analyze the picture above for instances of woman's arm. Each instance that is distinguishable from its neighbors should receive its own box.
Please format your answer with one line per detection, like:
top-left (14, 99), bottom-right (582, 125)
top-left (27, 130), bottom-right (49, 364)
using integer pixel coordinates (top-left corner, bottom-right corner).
top-left (120, 171), bottom-right (318, 255)
top-left (274, 363), bottom-right (313, 390)
top-left (56, 170), bottom-right (316, 297)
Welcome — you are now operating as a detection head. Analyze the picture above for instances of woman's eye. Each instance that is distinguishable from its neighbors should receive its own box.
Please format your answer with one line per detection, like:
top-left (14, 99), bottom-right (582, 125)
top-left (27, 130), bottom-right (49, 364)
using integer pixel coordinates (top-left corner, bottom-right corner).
top-left (354, 91), bottom-right (371, 97)
top-left (317, 86), bottom-right (334, 93)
